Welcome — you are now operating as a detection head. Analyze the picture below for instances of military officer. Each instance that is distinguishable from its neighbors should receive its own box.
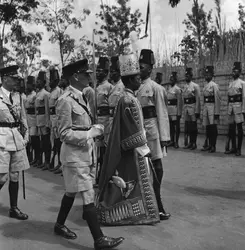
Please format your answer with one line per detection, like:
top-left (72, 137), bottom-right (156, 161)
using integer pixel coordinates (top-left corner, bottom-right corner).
top-left (35, 71), bottom-right (52, 170)
top-left (225, 62), bottom-right (245, 156)
top-left (155, 72), bottom-right (163, 85)
top-left (0, 65), bottom-right (29, 220)
top-left (167, 72), bottom-right (183, 148)
top-left (48, 68), bottom-right (63, 173)
top-left (108, 55), bottom-right (125, 134)
top-left (182, 67), bottom-right (201, 150)
top-left (96, 57), bottom-right (113, 183)
top-left (137, 49), bottom-right (171, 221)
top-left (54, 59), bottom-right (124, 249)
top-left (202, 66), bottom-right (221, 153)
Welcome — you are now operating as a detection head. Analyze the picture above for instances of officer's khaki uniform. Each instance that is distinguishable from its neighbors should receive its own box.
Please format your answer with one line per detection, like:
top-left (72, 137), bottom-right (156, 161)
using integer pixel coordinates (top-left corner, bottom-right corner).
top-left (56, 86), bottom-right (94, 203)
top-left (0, 87), bottom-right (29, 174)
top-left (108, 79), bottom-right (124, 134)
top-left (182, 81), bottom-right (201, 121)
top-left (137, 78), bottom-right (170, 161)
top-left (83, 86), bottom-right (96, 124)
top-left (202, 81), bottom-right (221, 126)
top-left (25, 90), bottom-right (37, 136)
top-left (167, 85), bottom-right (182, 121)
top-left (49, 86), bottom-right (63, 145)
top-left (227, 78), bottom-right (245, 124)
top-left (96, 80), bottom-right (113, 145)
top-left (35, 88), bottom-right (50, 135)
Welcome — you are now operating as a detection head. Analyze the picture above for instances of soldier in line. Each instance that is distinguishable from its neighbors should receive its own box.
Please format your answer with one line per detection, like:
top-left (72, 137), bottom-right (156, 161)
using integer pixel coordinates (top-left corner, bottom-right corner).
top-left (95, 57), bottom-right (113, 184)
top-left (225, 62), bottom-right (245, 156)
top-left (137, 49), bottom-right (171, 221)
top-left (167, 72), bottom-right (183, 148)
top-left (201, 66), bottom-right (221, 153)
top-left (35, 71), bottom-right (52, 170)
top-left (54, 59), bottom-right (124, 249)
top-left (0, 65), bottom-right (29, 220)
top-left (155, 72), bottom-right (163, 85)
top-left (182, 68), bottom-right (201, 150)
top-left (48, 68), bottom-right (63, 173)
top-left (108, 55), bottom-right (124, 134)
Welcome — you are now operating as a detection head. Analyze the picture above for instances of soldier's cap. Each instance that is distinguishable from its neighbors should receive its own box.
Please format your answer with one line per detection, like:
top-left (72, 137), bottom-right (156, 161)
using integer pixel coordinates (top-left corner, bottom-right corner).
top-left (110, 56), bottom-right (120, 71)
top-left (139, 49), bottom-right (155, 66)
top-left (185, 67), bottom-right (193, 75)
top-left (233, 62), bottom-right (242, 71)
top-left (205, 66), bottom-right (214, 75)
top-left (0, 65), bottom-right (19, 78)
top-left (49, 68), bottom-right (60, 82)
top-left (37, 71), bottom-right (47, 82)
top-left (63, 59), bottom-right (92, 78)
top-left (97, 57), bottom-right (110, 71)
top-left (27, 76), bottom-right (35, 85)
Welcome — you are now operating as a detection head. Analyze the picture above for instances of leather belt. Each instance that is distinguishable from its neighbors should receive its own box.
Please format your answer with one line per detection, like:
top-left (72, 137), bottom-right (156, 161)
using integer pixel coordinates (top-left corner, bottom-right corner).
top-left (168, 99), bottom-right (177, 106)
top-left (72, 127), bottom-right (91, 131)
top-left (50, 106), bottom-right (56, 115)
top-left (36, 106), bottom-right (45, 115)
top-left (204, 96), bottom-right (215, 103)
top-left (184, 97), bottom-right (196, 104)
top-left (228, 94), bottom-right (242, 103)
top-left (26, 107), bottom-right (35, 115)
top-left (109, 107), bottom-right (115, 117)
top-left (142, 106), bottom-right (157, 119)
top-left (97, 106), bottom-right (110, 116)
top-left (0, 122), bottom-right (20, 128)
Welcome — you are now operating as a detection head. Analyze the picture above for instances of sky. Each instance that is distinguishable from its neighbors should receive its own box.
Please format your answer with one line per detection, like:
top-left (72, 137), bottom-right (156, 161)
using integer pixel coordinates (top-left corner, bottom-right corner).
top-left (27, 0), bottom-right (245, 66)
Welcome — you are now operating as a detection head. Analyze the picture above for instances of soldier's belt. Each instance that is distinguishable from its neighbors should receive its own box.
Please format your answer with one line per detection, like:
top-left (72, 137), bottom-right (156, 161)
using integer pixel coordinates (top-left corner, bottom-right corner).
top-left (0, 122), bottom-right (20, 128)
top-left (228, 94), bottom-right (242, 103)
top-left (26, 107), bottom-right (35, 115)
top-left (72, 127), bottom-right (91, 131)
top-left (97, 106), bottom-right (110, 116)
top-left (109, 107), bottom-right (115, 117)
top-left (50, 106), bottom-right (56, 115)
top-left (184, 97), bottom-right (196, 104)
top-left (36, 106), bottom-right (45, 115)
top-left (142, 106), bottom-right (157, 119)
top-left (204, 96), bottom-right (215, 103)
top-left (168, 99), bottom-right (177, 106)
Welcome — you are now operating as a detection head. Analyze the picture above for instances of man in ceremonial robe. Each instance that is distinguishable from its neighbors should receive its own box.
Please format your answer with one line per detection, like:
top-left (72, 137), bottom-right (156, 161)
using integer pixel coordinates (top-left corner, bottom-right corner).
top-left (224, 62), bottom-right (245, 156)
top-left (137, 49), bottom-right (171, 221)
top-left (97, 53), bottom-right (160, 226)
top-left (201, 66), bottom-right (221, 153)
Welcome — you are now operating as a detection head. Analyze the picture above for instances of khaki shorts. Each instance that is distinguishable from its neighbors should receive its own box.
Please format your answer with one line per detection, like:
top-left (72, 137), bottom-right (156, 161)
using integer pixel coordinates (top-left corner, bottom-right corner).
top-left (147, 138), bottom-right (163, 161)
top-left (0, 148), bottom-right (30, 174)
top-left (29, 126), bottom-right (38, 136)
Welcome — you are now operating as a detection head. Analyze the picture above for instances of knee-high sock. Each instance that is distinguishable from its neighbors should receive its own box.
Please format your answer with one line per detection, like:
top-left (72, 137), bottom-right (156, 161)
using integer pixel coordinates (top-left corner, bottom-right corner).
top-left (169, 120), bottom-right (175, 142)
top-left (42, 134), bottom-right (52, 163)
top-left (31, 136), bottom-right (40, 161)
top-left (175, 119), bottom-right (180, 143)
top-left (9, 181), bottom-right (19, 208)
top-left (237, 123), bottom-right (243, 150)
top-left (230, 123), bottom-right (236, 150)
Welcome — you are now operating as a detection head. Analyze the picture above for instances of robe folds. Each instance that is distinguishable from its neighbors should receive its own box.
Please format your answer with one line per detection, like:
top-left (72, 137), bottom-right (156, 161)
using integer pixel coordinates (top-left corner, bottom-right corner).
top-left (96, 89), bottom-right (160, 226)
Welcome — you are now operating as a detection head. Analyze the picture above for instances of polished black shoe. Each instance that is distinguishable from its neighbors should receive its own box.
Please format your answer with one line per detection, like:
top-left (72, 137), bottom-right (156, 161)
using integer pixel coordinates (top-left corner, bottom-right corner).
top-left (184, 143), bottom-right (192, 149)
top-left (201, 146), bottom-right (210, 152)
top-left (9, 207), bottom-right (28, 220)
top-left (54, 223), bottom-right (77, 239)
top-left (235, 150), bottom-right (241, 156)
top-left (159, 212), bottom-right (171, 221)
top-left (224, 148), bottom-right (236, 155)
top-left (30, 159), bottom-right (37, 166)
top-left (174, 142), bottom-right (179, 149)
top-left (54, 168), bottom-right (62, 174)
top-left (94, 236), bottom-right (124, 250)
top-left (190, 144), bottom-right (197, 150)
top-left (167, 141), bottom-right (174, 147)
top-left (41, 163), bottom-right (50, 171)
top-left (208, 146), bottom-right (216, 153)
top-left (50, 164), bottom-right (61, 172)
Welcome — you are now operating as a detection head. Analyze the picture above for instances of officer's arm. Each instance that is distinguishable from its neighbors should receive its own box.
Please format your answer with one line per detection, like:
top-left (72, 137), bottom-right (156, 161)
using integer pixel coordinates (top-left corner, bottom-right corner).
top-left (195, 85), bottom-right (201, 114)
top-left (214, 84), bottom-right (221, 115)
top-left (177, 88), bottom-right (183, 116)
top-left (56, 98), bottom-right (89, 146)
top-left (154, 84), bottom-right (170, 141)
top-left (242, 81), bottom-right (245, 113)
top-left (20, 95), bottom-right (29, 142)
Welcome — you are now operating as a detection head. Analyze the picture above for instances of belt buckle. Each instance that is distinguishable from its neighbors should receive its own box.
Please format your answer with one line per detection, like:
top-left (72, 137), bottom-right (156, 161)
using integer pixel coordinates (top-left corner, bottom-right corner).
top-left (231, 97), bottom-right (234, 101)
top-left (168, 101), bottom-right (170, 105)
top-left (186, 99), bottom-right (189, 103)
top-left (205, 98), bottom-right (208, 102)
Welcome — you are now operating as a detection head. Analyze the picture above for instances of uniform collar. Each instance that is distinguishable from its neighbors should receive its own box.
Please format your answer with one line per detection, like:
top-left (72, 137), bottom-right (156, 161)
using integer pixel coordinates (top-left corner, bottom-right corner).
top-left (1, 86), bottom-right (11, 98)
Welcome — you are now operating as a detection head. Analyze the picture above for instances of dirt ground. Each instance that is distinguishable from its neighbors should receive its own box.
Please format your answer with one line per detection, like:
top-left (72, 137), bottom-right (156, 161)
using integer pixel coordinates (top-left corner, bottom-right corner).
top-left (0, 134), bottom-right (245, 250)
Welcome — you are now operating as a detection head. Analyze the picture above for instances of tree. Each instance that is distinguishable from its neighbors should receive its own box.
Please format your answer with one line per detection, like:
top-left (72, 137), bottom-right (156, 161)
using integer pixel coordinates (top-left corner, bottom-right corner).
top-left (0, 0), bottom-right (39, 67)
top-left (6, 23), bottom-right (42, 78)
top-left (90, 0), bottom-right (144, 57)
top-left (35, 0), bottom-right (90, 67)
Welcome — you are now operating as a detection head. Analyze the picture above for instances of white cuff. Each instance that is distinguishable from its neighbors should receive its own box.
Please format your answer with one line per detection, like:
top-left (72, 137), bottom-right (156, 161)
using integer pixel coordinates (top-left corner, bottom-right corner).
top-left (136, 144), bottom-right (150, 157)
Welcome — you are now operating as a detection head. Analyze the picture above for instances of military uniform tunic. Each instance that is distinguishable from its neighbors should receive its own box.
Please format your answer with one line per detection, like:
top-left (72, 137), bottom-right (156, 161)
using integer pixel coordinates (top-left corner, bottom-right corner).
top-left (35, 88), bottom-right (50, 135)
top-left (83, 86), bottom-right (96, 124)
top-left (49, 86), bottom-right (63, 140)
top-left (108, 79), bottom-right (124, 134)
top-left (137, 78), bottom-right (170, 161)
top-left (25, 90), bottom-right (37, 136)
top-left (182, 81), bottom-right (201, 121)
top-left (0, 87), bottom-right (29, 173)
top-left (202, 81), bottom-right (221, 126)
top-left (96, 80), bottom-right (113, 145)
top-left (56, 86), bottom-right (94, 203)
top-left (227, 78), bottom-right (245, 124)
top-left (167, 85), bottom-right (182, 121)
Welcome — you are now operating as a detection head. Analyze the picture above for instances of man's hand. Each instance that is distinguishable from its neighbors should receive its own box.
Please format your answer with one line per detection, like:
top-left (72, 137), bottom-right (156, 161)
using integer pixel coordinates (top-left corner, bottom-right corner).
top-left (160, 141), bottom-right (168, 148)
top-left (88, 124), bottom-right (104, 139)
top-left (145, 152), bottom-right (152, 158)
top-left (195, 113), bottom-right (200, 119)
top-left (214, 114), bottom-right (220, 120)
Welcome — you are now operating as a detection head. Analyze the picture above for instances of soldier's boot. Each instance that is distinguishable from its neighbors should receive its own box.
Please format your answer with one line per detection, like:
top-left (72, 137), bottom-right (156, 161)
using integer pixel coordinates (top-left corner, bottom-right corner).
top-left (224, 136), bottom-right (231, 154)
top-left (41, 134), bottom-right (52, 171)
top-left (30, 136), bottom-right (41, 167)
top-left (26, 142), bottom-right (33, 163)
top-left (208, 125), bottom-right (217, 153)
top-left (236, 123), bottom-right (243, 156)
top-left (190, 122), bottom-right (197, 150)
top-left (174, 121), bottom-right (180, 148)
top-left (226, 124), bottom-right (237, 154)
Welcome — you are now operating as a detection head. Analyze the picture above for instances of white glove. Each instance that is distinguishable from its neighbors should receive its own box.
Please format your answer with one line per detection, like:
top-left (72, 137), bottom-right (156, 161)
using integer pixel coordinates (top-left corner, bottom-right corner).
top-left (135, 144), bottom-right (151, 157)
top-left (87, 124), bottom-right (104, 139)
